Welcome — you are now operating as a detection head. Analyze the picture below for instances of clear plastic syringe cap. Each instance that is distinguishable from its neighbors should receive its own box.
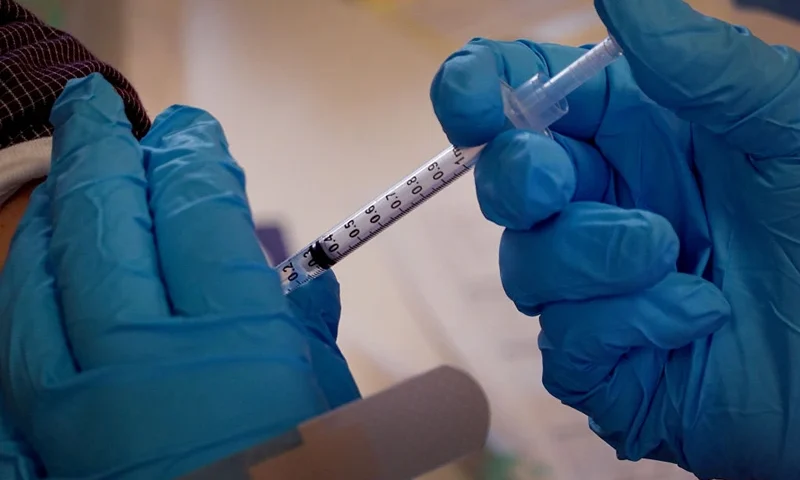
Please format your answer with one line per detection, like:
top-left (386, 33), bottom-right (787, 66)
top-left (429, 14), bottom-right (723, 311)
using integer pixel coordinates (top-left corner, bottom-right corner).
top-left (500, 72), bottom-right (568, 133)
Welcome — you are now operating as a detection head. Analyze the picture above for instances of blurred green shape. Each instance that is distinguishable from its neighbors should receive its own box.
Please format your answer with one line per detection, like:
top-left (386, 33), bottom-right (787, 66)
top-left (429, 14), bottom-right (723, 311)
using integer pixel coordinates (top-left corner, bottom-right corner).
top-left (16, 0), bottom-right (63, 26)
top-left (482, 451), bottom-right (554, 480)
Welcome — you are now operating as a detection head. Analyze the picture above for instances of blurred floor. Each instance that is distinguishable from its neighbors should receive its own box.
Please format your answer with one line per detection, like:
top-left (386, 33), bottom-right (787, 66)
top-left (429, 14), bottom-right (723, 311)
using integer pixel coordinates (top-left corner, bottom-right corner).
top-left (55, 0), bottom-right (800, 478)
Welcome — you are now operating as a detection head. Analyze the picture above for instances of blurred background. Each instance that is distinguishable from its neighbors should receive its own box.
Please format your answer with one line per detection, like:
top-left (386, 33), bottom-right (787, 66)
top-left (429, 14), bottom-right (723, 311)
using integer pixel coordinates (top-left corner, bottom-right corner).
top-left (17, 0), bottom-right (800, 478)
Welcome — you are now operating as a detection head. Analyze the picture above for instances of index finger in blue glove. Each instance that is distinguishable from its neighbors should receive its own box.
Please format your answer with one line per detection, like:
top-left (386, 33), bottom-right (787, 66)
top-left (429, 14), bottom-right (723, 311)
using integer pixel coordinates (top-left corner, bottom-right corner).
top-left (474, 129), bottom-right (610, 230)
top-left (500, 202), bottom-right (678, 314)
top-left (142, 106), bottom-right (288, 317)
top-left (47, 74), bottom-right (170, 370)
top-left (596, 0), bottom-right (800, 160)
top-left (430, 38), bottom-right (617, 147)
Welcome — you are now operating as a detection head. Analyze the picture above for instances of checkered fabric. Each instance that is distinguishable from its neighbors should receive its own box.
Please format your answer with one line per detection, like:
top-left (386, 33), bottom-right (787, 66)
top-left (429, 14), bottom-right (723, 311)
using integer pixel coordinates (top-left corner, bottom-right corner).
top-left (0, 0), bottom-right (150, 150)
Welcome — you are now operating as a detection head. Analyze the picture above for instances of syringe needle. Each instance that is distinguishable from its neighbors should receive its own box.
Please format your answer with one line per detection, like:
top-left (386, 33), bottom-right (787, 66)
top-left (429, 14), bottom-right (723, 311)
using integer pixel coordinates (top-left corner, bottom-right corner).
top-left (276, 36), bottom-right (623, 294)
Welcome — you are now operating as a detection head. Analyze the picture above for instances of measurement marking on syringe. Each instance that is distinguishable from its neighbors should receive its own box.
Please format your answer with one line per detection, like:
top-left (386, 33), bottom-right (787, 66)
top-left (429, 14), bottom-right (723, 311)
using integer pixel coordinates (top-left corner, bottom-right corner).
top-left (278, 37), bottom-right (625, 294)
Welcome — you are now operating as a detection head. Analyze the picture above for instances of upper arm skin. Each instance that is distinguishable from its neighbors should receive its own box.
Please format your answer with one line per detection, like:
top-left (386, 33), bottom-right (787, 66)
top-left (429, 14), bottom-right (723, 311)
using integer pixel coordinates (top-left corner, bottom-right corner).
top-left (0, 180), bottom-right (41, 271)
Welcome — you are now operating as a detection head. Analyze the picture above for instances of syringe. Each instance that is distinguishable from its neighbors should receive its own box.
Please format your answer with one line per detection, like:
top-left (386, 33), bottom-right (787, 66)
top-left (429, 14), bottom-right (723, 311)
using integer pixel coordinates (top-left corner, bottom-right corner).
top-left (276, 36), bottom-right (623, 294)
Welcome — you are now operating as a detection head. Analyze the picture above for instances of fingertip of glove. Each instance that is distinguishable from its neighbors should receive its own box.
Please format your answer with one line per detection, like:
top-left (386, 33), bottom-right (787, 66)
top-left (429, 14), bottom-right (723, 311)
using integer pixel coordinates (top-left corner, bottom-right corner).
top-left (430, 39), bottom-right (507, 146)
top-left (287, 270), bottom-right (342, 340)
top-left (153, 104), bottom-right (219, 127)
top-left (660, 274), bottom-right (731, 333)
top-left (608, 274), bottom-right (731, 351)
top-left (593, 0), bottom-right (749, 103)
top-left (476, 130), bottom-right (575, 230)
top-left (595, 0), bottom-right (713, 55)
top-left (618, 208), bottom-right (681, 282)
top-left (51, 73), bottom-right (129, 130)
top-left (143, 105), bottom-right (228, 148)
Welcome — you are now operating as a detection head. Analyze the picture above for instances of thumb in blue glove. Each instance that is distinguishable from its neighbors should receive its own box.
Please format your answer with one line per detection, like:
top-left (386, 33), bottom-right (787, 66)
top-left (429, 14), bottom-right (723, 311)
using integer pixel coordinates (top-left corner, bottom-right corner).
top-left (431, 0), bottom-right (800, 478)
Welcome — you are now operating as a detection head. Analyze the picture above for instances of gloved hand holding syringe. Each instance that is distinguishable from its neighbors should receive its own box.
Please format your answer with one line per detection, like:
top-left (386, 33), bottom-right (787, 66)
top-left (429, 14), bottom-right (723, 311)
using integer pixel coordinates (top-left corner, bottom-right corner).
top-left (277, 36), bottom-right (623, 294)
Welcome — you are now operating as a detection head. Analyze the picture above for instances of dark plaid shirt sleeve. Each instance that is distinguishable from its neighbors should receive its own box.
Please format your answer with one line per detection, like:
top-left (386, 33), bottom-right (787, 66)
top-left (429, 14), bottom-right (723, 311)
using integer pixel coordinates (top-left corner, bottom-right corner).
top-left (0, 0), bottom-right (151, 150)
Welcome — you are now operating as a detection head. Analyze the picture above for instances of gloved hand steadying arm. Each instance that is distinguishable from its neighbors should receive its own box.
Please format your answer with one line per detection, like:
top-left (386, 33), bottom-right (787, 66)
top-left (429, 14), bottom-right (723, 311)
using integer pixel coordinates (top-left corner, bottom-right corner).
top-left (0, 73), bottom-right (360, 479)
top-left (431, 0), bottom-right (800, 479)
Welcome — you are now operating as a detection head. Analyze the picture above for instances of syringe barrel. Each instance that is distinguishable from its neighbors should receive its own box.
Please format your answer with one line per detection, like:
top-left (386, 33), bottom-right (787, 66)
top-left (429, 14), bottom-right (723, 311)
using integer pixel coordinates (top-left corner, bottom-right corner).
top-left (544, 36), bottom-right (623, 100)
top-left (277, 36), bottom-right (624, 295)
top-left (277, 144), bottom-right (485, 294)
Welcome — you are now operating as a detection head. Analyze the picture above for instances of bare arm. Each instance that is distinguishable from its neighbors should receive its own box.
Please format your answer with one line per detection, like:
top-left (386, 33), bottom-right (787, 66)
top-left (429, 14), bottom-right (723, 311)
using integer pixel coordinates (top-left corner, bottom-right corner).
top-left (0, 182), bottom-right (39, 271)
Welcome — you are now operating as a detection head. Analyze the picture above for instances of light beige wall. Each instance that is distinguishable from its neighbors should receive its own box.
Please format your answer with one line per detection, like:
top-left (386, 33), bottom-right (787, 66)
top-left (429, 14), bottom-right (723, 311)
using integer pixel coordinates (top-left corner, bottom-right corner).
top-left (61, 0), bottom-right (124, 68)
top-left (117, 0), bottom-right (188, 114)
top-left (60, 0), bottom-right (186, 115)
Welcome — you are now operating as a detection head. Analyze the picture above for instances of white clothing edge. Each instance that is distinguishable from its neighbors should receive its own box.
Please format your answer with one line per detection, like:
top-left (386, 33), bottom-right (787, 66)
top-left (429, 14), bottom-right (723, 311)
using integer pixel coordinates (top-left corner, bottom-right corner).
top-left (0, 137), bottom-right (52, 205)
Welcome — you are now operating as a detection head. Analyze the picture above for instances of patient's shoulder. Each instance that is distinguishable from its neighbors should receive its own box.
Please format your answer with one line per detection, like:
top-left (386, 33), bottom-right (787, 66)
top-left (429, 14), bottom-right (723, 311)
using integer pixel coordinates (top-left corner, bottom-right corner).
top-left (0, 0), bottom-right (151, 149)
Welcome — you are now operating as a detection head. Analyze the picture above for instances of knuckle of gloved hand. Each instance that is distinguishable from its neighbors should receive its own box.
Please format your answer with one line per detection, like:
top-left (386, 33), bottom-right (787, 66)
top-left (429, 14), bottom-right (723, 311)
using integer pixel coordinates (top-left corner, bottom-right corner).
top-left (498, 205), bottom-right (678, 310)
top-left (600, 208), bottom-right (679, 285)
top-left (431, 41), bottom-right (507, 147)
top-left (540, 348), bottom-right (609, 404)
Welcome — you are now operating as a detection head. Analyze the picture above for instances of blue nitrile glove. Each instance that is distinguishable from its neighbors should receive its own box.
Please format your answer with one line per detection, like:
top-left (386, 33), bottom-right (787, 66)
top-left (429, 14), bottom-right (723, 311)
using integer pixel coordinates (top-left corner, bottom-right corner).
top-left (0, 405), bottom-right (39, 479)
top-left (430, 0), bottom-right (800, 479)
top-left (0, 73), bottom-right (360, 479)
